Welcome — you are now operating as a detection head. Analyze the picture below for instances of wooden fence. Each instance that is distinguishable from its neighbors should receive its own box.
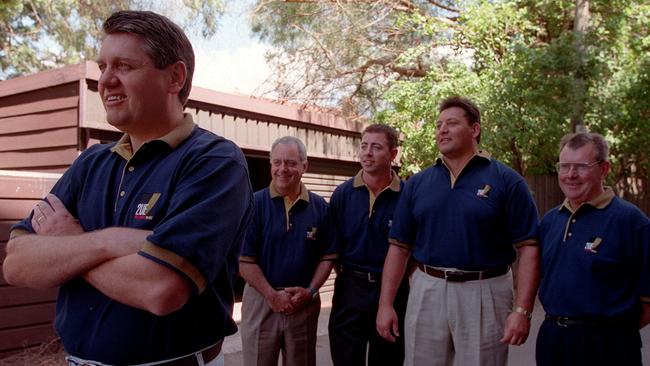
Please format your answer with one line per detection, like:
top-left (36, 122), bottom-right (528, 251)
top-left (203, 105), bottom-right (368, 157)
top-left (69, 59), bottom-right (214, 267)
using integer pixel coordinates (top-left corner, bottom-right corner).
top-left (0, 171), bottom-right (60, 358)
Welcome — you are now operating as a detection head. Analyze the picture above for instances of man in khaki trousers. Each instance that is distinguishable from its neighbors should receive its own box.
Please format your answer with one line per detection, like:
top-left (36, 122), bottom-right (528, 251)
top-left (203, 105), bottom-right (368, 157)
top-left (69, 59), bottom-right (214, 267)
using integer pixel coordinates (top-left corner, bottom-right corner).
top-left (239, 136), bottom-right (335, 366)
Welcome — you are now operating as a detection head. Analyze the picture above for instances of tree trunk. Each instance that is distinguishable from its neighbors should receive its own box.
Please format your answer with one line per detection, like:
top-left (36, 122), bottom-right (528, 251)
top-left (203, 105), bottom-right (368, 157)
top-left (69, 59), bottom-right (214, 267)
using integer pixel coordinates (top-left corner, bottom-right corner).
top-left (571, 0), bottom-right (590, 133)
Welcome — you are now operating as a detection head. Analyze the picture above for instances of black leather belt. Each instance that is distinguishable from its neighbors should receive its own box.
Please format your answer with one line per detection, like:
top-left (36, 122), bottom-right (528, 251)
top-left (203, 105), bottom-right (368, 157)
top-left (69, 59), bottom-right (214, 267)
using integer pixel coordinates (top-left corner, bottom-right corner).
top-left (339, 265), bottom-right (381, 283)
top-left (417, 263), bottom-right (508, 282)
top-left (546, 314), bottom-right (634, 328)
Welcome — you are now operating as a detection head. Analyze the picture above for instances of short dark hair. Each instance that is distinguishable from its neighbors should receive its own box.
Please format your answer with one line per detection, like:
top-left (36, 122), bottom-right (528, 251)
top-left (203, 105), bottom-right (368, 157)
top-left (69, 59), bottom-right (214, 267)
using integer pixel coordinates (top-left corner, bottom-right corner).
top-left (439, 96), bottom-right (481, 143)
top-left (362, 124), bottom-right (399, 150)
top-left (559, 132), bottom-right (609, 162)
top-left (103, 10), bottom-right (195, 105)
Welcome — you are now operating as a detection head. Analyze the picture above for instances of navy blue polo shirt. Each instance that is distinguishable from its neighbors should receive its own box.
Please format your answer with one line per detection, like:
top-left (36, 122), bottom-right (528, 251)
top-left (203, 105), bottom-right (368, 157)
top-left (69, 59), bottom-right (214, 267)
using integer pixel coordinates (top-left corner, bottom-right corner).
top-left (389, 153), bottom-right (539, 270)
top-left (240, 183), bottom-right (335, 288)
top-left (539, 188), bottom-right (650, 318)
top-left (12, 115), bottom-right (253, 365)
top-left (330, 170), bottom-right (402, 273)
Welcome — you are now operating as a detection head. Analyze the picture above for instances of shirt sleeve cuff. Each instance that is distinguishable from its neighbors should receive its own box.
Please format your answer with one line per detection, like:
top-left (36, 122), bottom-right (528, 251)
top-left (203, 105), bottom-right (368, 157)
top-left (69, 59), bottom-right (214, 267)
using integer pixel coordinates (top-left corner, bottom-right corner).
top-left (389, 238), bottom-right (413, 250)
top-left (514, 238), bottom-right (538, 248)
top-left (9, 229), bottom-right (30, 240)
top-left (139, 241), bottom-right (207, 293)
top-left (239, 255), bottom-right (257, 264)
top-left (319, 253), bottom-right (338, 261)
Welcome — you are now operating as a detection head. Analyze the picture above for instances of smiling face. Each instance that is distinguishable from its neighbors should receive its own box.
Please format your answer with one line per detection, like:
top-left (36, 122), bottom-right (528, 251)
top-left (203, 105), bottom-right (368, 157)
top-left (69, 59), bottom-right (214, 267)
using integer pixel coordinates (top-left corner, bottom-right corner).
top-left (435, 106), bottom-right (480, 159)
top-left (270, 142), bottom-right (307, 197)
top-left (558, 142), bottom-right (609, 209)
top-left (97, 33), bottom-right (174, 134)
top-left (359, 132), bottom-right (397, 176)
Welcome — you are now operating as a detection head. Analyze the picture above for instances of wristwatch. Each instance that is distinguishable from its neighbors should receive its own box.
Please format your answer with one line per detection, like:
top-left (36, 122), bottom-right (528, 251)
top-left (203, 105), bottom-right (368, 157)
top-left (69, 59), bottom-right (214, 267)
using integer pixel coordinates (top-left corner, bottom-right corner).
top-left (513, 306), bottom-right (532, 320)
top-left (307, 287), bottom-right (319, 300)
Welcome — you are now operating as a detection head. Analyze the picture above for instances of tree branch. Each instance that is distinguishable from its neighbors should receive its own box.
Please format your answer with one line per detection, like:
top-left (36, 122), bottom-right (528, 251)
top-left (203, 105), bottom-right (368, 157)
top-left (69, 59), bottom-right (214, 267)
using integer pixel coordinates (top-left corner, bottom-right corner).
top-left (426, 0), bottom-right (461, 13)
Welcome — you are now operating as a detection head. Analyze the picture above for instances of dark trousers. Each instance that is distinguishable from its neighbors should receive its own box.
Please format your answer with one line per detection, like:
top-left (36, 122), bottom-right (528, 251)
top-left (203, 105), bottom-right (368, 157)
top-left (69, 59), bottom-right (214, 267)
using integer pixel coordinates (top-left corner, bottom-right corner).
top-left (328, 271), bottom-right (409, 366)
top-left (536, 317), bottom-right (642, 366)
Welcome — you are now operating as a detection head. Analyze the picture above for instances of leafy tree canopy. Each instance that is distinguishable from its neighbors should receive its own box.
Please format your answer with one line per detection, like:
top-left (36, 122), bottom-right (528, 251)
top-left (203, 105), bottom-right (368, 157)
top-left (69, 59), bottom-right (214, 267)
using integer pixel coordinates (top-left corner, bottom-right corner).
top-left (253, 0), bottom-right (650, 197)
top-left (0, 0), bottom-right (224, 79)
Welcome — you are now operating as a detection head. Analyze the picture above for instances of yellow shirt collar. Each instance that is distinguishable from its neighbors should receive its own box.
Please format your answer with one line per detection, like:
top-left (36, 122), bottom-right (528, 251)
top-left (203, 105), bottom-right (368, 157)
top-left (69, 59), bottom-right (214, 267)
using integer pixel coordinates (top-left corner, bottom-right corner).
top-left (352, 169), bottom-right (401, 192)
top-left (559, 187), bottom-right (615, 213)
top-left (111, 114), bottom-right (195, 160)
top-left (269, 181), bottom-right (310, 203)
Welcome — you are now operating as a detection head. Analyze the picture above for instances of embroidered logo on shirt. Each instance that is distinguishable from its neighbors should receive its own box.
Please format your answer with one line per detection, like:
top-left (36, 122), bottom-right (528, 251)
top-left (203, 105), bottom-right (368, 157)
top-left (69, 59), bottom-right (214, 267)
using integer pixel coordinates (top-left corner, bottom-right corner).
top-left (134, 193), bottom-right (161, 220)
top-left (306, 226), bottom-right (318, 240)
top-left (584, 237), bottom-right (602, 253)
top-left (477, 184), bottom-right (491, 198)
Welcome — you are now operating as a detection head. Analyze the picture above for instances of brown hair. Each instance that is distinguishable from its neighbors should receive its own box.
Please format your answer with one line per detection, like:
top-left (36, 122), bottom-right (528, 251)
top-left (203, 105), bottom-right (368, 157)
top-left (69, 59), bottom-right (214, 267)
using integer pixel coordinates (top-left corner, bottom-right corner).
top-left (103, 10), bottom-right (195, 105)
top-left (362, 124), bottom-right (399, 150)
top-left (559, 132), bottom-right (609, 162)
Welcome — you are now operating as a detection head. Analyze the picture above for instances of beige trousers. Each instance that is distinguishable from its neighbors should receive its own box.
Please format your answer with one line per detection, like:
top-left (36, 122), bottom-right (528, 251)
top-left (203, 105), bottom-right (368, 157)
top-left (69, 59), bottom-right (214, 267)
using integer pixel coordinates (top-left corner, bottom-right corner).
top-left (404, 268), bottom-right (513, 366)
top-left (241, 284), bottom-right (320, 366)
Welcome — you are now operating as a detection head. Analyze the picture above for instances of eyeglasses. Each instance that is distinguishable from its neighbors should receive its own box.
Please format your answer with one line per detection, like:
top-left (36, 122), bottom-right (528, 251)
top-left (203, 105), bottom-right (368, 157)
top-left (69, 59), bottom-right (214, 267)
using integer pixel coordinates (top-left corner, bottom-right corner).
top-left (555, 161), bottom-right (601, 174)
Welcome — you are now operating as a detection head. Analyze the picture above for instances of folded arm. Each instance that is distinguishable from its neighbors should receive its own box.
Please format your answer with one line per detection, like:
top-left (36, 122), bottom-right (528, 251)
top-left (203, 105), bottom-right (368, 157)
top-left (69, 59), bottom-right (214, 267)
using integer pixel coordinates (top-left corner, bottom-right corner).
top-left (82, 253), bottom-right (191, 316)
top-left (3, 227), bottom-right (148, 288)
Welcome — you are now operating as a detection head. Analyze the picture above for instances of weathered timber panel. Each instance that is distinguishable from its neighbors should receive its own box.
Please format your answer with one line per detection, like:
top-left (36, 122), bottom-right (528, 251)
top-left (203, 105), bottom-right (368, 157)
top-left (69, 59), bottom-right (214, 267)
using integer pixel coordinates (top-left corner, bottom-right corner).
top-left (0, 109), bottom-right (77, 135)
top-left (0, 324), bottom-right (57, 355)
top-left (0, 147), bottom-right (78, 170)
top-left (0, 172), bottom-right (60, 356)
top-left (0, 287), bottom-right (58, 308)
top-left (0, 127), bottom-right (77, 152)
top-left (0, 303), bottom-right (56, 330)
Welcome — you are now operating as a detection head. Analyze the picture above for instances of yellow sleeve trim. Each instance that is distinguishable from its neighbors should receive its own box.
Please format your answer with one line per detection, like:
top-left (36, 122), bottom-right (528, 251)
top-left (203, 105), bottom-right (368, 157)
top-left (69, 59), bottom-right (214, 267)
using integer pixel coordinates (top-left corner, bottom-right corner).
top-left (239, 255), bottom-right (257, 264)
top-left (389, 238), bottom-right (413, 250)
top-left (514, 238), bottom-right (538, 248)
top-left (9, 229), bottom-right (30, 240)
top-left (140, 241), bottom-right (207, 294)
top-left (320, 253), bottom-right (338, 261)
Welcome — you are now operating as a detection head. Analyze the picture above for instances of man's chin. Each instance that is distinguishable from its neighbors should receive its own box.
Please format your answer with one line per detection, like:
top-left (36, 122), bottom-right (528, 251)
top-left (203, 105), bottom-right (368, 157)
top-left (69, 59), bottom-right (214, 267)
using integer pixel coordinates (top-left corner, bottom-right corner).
top-left (106, 118), bottom-right (130, 131)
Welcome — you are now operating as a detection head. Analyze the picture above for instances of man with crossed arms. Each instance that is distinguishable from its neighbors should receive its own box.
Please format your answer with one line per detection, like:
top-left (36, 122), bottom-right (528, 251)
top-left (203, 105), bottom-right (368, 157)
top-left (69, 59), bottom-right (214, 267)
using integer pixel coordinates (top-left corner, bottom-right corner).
top-left (3, 10), bottom-right (252, 366)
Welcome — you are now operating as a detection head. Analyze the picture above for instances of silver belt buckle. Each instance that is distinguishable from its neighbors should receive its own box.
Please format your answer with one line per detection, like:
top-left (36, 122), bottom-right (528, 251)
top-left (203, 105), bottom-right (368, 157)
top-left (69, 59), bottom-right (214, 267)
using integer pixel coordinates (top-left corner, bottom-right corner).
top-left (556, 317), bottom-right (570, 327)
top-left (368, 272), bottom-right (376, 282)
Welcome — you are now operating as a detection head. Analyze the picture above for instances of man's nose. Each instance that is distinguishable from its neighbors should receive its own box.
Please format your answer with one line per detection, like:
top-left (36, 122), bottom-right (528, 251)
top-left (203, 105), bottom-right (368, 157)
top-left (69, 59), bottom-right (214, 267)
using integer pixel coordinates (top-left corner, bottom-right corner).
top-left (98, 68), bottom-right (117, 88)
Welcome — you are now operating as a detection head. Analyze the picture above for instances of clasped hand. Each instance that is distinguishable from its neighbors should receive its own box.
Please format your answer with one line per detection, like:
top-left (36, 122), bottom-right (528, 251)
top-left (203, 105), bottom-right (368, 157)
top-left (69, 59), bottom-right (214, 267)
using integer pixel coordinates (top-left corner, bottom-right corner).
top-left (31, 194), bottom-right (83, 236)
top-left (267, 287), bottom-right (313, 315)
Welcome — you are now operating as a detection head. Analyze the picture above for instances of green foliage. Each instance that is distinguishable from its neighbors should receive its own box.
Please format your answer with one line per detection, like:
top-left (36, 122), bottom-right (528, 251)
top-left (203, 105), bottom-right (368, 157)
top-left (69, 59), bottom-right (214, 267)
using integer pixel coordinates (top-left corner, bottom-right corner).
top-left (379, 0), bottom-right (650, 188)
top-left (0, 0), bottom-right (224, 79)
top-left (254, 0), bottom-right (650, 192)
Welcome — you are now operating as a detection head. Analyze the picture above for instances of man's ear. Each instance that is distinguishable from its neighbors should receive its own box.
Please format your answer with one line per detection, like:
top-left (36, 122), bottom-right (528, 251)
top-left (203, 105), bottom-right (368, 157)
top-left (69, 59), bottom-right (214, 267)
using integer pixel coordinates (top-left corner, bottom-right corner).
top-left (600, 160), bottom-right (611, 180)
top-left (167, 61), bottom-right (187, 95)
top-left (471, 122), bottom-right (481, 140)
